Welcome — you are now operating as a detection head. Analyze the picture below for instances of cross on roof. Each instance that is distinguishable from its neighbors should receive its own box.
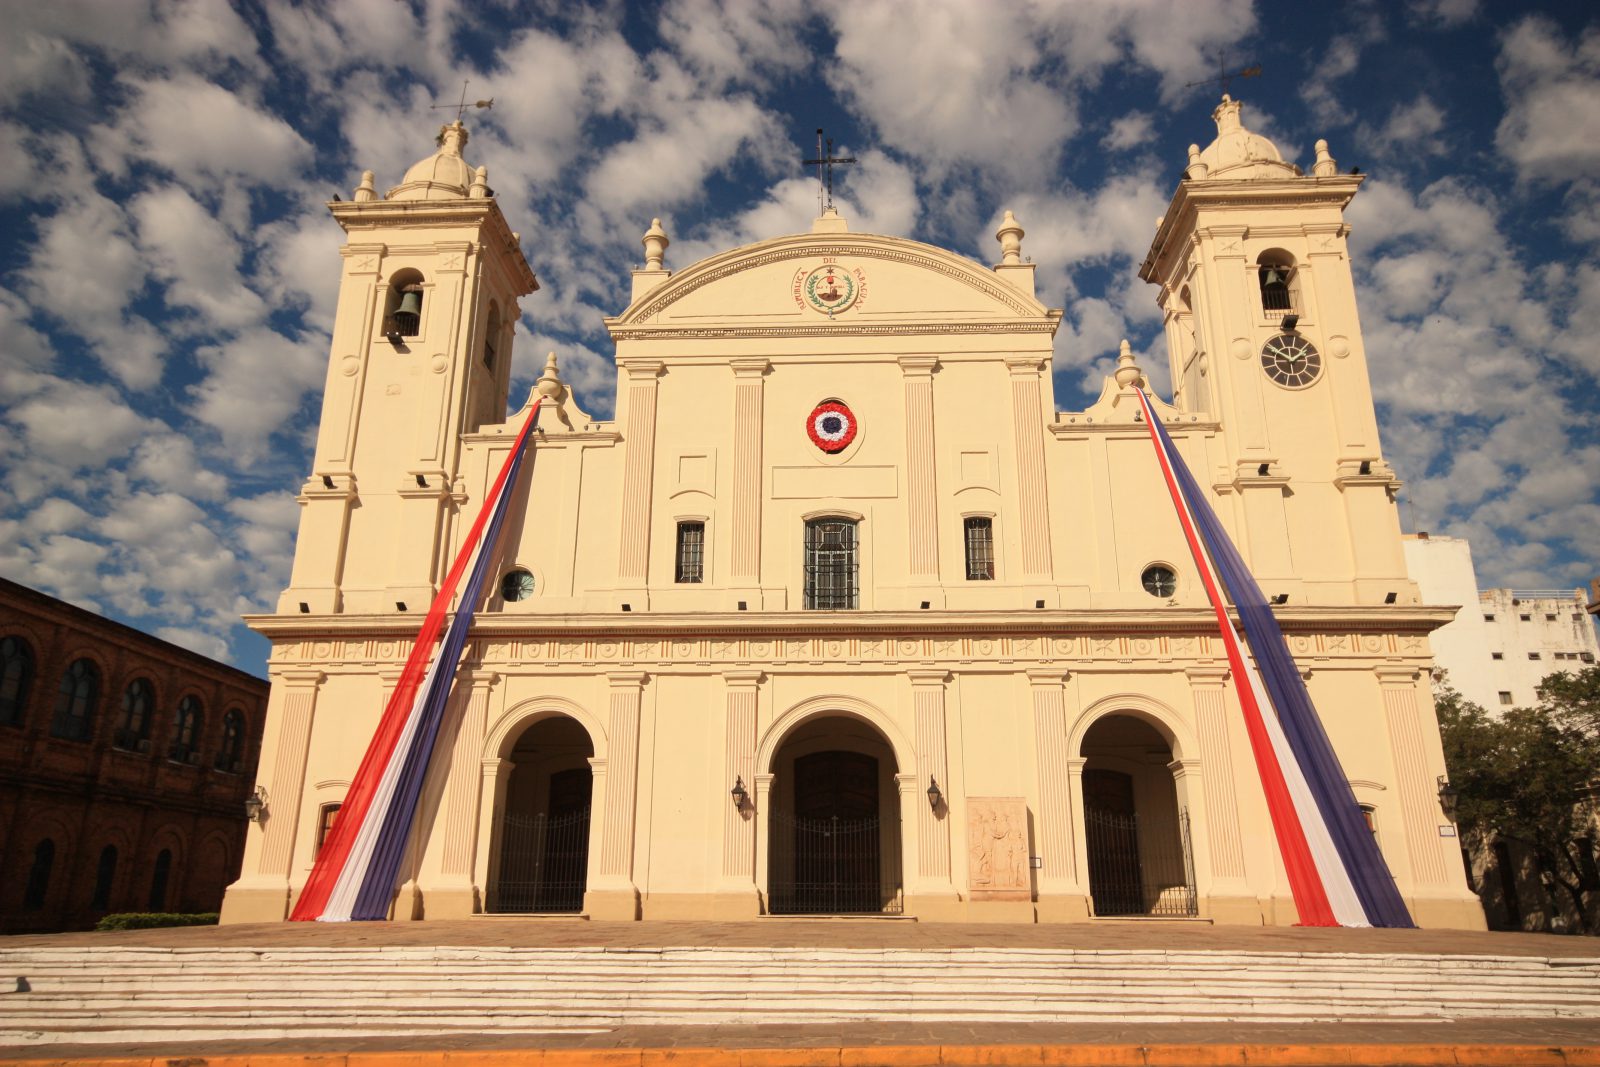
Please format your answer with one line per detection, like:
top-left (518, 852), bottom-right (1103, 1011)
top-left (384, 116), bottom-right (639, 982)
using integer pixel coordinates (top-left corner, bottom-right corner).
top-left (431, 79), bottom-right (494, 122)
top-left (803, 129), bottom-right (857, 215)
top-left (1184, 53), bottom-right (1262, 97)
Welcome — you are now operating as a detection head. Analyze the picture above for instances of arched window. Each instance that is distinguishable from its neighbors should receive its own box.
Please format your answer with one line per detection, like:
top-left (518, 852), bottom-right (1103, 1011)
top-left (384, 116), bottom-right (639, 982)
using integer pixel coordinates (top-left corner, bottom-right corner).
top-left (483, 303), bottom-right (501, 368)
top-left (24, 839), bottom-right (54, 910)
top-left (0, 635), bottom-right (34, 726)
top-left (382, 269), bottom-right (425, 341)
top-left (1257, 250), bottom-right (1297, 314)
top-left (169, 696), bottom-right (203, 764)
top-left (91, 844), bottom-right (117, 910)
top-left (804, 517), bottom-right (859, 610)
top-left (215, 709), bottom-right (245, 773)
top-left (115, 679), bottom-right (155, 751)
top-left (148, 848), bottom-right (172, 911)
top-left (50, 658), bottom-right (100, 741)
top-left (316, 803), bottom-right (343, 856)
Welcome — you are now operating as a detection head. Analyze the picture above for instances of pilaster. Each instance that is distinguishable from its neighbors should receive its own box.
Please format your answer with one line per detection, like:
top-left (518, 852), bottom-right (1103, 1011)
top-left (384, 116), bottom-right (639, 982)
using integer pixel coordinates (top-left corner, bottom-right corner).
top-left (586, 671), bottom-right (647, 919)
top-left (423, 669), bottom-right (499, 918)
top-left (1377, 667), bottom-right (1449, 890)
top-left (716, 669), bottom-right (762, 916)
top-left (729, 359), bottom-right (769, 593)
top-left (909, 670), bottom-right (956, 903)
top-left (899, 357), bottom-right (941, 588)
top-left (1026, 670), bottom-right (1080, 910)
top-left (1005, 356), bottom-right (1054, 581)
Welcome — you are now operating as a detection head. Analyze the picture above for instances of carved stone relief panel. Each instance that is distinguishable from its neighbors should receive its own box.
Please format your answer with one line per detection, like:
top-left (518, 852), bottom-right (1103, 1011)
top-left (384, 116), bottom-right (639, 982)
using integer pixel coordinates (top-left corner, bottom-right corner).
top-left (966, 796), bottom-right (1031, 901)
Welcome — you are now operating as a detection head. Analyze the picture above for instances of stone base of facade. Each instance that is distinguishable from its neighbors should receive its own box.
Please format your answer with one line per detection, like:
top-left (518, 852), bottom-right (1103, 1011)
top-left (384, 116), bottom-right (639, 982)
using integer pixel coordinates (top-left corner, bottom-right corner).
top-left (636, 891), bottom-right (762, 919)
top-left (1205, 894), bottom-right (1268, 925)
top-left (585, 886), bottom-right (642, 921)
top-left (1410, 893), bottom-right (1490, 930)
top-left (962, 898), bottom-right (1036, 923)
top-left (903, 892), bottom-right (964, 922)
top-left (219, 883), bottom-right (290, 924)
top-left (419, 884), bottom-right (480, 919)
top-left (1034, 894), bottom-right (1093, 923)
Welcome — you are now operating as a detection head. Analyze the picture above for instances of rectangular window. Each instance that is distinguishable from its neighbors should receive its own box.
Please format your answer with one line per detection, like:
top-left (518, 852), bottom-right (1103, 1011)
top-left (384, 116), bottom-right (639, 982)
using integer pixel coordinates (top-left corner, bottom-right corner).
top-left (1491, 652), bottom-right (1504, 660)
top-left (1546, 614), bottom-right (1557, 621)
top-left (1520, 614), bottom-right (1532, 622)
top-left (804, 518), bottom-right (859, 610)
top-left (1529, 652), bottom-right (1541, 660)
top-left (316, 803), bottom-right (342, 856)
top-left (675, 522), bottom-right (705, 583)
top-left (1483, 614), bottom-right (1496, 622)
top-left (1499, 691), bottom-right (1513, 705)
top-left (1582, 653), bottom-right (1595, 663)
top-left (963, 517), bottom-right (995, 580)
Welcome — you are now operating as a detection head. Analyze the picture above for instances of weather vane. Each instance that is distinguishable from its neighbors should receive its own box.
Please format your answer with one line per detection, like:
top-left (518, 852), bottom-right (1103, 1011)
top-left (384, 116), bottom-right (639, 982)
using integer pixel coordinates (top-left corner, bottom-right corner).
top-left (1184, 53), bottom-right (1262, 96)
top-left (431, 79), bottom-right (494, 122)
top-left (803, 129), bottom-right (856, 216)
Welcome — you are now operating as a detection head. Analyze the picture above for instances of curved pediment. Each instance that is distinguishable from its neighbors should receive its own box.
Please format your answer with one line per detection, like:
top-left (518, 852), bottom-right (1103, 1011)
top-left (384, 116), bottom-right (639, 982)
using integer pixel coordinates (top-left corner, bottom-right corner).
top-left (607, 229), bottom-right (1059, 340)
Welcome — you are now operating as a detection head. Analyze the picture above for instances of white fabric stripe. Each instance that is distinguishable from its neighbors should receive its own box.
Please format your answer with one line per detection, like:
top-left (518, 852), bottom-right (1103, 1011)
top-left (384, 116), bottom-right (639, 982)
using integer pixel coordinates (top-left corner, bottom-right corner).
top-left (1138, 393), bottom-right (1366, 927)
top-left (317, 644), bottom-right (450, 922)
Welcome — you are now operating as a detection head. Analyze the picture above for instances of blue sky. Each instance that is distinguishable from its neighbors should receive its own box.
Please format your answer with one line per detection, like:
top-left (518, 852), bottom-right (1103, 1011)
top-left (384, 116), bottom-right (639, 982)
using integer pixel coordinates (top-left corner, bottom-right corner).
top-left (1, 0), bottom-right (1597, 675)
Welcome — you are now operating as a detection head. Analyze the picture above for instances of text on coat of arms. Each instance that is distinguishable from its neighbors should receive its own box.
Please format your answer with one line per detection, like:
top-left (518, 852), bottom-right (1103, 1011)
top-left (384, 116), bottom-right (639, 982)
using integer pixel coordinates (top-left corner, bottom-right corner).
top-left (793, 260), bottom-right (867, 315)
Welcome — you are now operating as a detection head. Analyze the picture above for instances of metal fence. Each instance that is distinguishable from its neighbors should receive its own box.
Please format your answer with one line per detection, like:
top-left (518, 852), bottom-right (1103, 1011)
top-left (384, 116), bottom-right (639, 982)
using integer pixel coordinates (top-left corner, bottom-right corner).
top-left (1085, 806), bottom-right (1198, 917)
top-left (768, 810), bottom-right (902, 915)
top-left (493, 808), bottom-right (590, 913)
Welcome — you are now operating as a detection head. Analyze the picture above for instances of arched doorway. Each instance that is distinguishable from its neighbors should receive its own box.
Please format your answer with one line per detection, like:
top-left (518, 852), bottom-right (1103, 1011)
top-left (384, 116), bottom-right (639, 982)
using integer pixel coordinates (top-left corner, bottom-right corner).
top-left (492, 716), bottom-right (593, 913)
top-left (768, 715), bottom-right (903, 914)
top-left (1080, 714), bottom-right (1196, 917)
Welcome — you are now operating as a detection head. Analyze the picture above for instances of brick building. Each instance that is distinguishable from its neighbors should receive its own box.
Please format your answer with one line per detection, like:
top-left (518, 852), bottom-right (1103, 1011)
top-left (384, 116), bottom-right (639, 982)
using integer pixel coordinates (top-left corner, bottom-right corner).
top-left (0, 578), bottom-right (268, 933)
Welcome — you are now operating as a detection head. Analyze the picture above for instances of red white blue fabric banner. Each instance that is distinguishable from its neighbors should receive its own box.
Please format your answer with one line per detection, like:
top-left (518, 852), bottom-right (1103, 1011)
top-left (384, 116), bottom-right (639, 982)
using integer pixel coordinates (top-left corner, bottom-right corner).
top-left (291, 398), bottom-right (542, 922)
top-left (1132, 387), bottom-right (1412, 928)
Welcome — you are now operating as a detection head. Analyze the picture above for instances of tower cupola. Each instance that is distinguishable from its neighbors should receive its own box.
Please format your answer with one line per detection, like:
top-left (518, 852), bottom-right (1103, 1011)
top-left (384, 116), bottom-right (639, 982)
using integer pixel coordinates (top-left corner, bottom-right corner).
top-left (387, 120), bottom-right (477, 201)
top-left (1192, 95), bottom-right (1298, 181)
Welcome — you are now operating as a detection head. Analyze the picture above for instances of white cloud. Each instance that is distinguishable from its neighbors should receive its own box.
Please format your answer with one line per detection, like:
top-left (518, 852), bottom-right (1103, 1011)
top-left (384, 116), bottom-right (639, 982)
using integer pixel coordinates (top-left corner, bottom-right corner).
top-left (1102, 113), bottom-right (1156, 153)
top-left (189, 328), bottom-right (327, 460)
top-left (657, 0), bottom-right (809, 90)
top-left (6, 378), bottom-right (158, 472)
top-left (1496, 16), bottom-right (1600, 210)
top-left (132, 185), bottom-right (262, 330)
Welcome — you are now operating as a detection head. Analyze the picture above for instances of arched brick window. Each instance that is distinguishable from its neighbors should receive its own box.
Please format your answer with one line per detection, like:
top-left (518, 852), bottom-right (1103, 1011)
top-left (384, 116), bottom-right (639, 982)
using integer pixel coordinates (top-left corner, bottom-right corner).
top-left (148, 848), bottom-right (173, 911)
top-left (169, 696), bottom-right (203, 764)
top-left (115, 679), bottom-right (155, 751)
top-left (216, 709), bottom-right (246, 773)
top-left (0, 635), bottom-right (34, 726)
top-left (50, 658), bottom-right (100, 741)
top-left (91, 844), bottom-right (118, 911)
top-left (24, 839), bottom-right (54, 910)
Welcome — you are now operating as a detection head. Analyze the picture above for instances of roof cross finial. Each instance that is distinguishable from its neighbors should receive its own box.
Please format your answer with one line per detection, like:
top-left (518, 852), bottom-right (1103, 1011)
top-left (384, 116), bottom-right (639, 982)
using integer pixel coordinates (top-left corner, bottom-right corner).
top-left (1183, 52), bottom-right (1262, 98)
top-left (431, 79), bottom-right (494, 123)
top-left (803, 129), bottom-right (857, 216)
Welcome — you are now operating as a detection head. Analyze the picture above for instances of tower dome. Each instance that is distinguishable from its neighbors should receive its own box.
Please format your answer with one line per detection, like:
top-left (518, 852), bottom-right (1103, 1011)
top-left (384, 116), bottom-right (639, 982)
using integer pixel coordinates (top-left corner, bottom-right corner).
top-left (1193, 96), bottom-right (1298, 180)
top-left (387, 120), bottom-right (475, 201)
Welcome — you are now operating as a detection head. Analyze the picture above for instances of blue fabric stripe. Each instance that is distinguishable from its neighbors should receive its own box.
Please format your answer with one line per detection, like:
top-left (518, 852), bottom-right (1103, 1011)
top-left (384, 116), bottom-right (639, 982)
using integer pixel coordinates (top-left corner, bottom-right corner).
top-left (349, 437), bottom-right (534, 921)
top-left (1150, 412), bottom-right (1413, 928)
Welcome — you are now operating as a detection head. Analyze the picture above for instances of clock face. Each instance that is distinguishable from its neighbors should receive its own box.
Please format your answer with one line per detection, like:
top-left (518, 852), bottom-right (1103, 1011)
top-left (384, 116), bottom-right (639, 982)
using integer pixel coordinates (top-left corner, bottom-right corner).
top-left (500, 569), bottom-right (535, 602)
top-left (1261, 334), bottom-right (1322, 388)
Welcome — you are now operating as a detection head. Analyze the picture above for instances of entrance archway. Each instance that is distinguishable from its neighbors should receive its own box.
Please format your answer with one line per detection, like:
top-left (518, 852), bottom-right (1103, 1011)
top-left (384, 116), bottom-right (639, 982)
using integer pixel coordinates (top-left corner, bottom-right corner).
top-left (491, 715), bottom-right (592, 913)
top-left (1080, 714), bottom-right (1197, 917)
top-left (767, 715), bottom-right (903, 914)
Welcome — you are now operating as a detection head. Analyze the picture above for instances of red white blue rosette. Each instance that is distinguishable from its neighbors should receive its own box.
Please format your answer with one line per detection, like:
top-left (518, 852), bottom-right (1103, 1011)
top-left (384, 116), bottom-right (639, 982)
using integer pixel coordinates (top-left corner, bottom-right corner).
top-left (807, 400), bottom-right (857, 453)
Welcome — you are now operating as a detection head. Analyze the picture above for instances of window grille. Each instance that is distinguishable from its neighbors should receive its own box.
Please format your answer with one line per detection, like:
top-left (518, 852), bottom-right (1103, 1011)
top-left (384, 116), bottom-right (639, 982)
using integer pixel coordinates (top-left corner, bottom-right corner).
top-left (964, 517), bottom-right (995, 580)
top-left (675, 522), bottom-right (705, 583)
top-left (316, 803), bottom-right (342, 856)
top-left (804, 518), bottom-right (859, 610)
top-left (169, 696), bottom-right (203, 763)
top-left (50, 658), bottom-right (99, 741)
top-left (115, 679), bottom-right (153, 750)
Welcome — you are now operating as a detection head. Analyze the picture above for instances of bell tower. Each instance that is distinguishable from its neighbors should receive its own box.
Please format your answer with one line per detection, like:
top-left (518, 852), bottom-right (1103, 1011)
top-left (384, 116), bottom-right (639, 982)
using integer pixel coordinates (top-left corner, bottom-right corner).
top-left (1140, 96), bottom-right (1409, 605)
top-left (276, 120), bottom-right (539, 618)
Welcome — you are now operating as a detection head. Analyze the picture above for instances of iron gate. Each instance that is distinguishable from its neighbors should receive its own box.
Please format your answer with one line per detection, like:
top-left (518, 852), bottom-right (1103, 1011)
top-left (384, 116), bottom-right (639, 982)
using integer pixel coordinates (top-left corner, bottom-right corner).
top-left (493, 807), bottom-right (590, 913)
top-left (768, 810), bottom-right (902, 914)
top-left (1085, 806), bottom-right (1197, 917)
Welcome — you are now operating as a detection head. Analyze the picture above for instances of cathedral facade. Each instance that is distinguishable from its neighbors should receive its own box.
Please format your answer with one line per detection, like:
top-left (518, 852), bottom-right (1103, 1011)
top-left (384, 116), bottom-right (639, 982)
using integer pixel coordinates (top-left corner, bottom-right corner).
top-left (220, 100), bottom-right (1484, 928)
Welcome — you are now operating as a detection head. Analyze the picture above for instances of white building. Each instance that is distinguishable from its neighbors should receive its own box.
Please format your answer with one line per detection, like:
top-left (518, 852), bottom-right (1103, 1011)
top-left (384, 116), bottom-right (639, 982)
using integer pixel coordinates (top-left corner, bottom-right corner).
top-left (1402, 533), bottom-right (1598, 711)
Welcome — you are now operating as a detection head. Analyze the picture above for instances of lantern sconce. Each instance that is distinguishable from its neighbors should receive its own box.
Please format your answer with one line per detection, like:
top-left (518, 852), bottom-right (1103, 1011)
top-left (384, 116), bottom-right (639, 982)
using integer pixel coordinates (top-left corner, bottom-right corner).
top-left (730, 777), bottom-right (749, 811)
top-left (244, 786), bottom-right (269, 823)
top-left (927, 776), bottom-right (943, 811)
top-left (1436, 775), bottom-right (1459, 820)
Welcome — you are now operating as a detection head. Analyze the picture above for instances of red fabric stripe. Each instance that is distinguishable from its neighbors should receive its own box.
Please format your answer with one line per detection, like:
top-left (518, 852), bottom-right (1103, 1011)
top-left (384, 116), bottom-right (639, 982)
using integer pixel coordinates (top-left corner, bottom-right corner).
top-left (289, 399), bottom-right (542, 921)
top-left (1134, 391), bottom-right (1336, 926)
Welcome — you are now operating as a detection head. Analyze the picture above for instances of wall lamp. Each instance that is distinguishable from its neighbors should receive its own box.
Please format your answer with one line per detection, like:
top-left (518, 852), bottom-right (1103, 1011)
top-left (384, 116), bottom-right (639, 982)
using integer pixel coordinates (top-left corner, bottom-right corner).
top-left (1436, 775), bottom-right (1459, 820)
top-left (927, 776), bottom-right (943, 811)
top-left (730, 777), bottom-right (749, 811)
top-left (1281, 313), bottom-right (1300, 331)
top-left (244, 786), bottom-right (269, 823)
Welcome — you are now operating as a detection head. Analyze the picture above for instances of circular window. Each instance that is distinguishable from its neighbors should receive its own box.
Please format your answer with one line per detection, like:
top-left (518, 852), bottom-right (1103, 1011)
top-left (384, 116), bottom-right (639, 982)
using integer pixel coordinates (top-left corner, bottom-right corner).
top-left (500, 569), bottom-right (535, 602)
top-left (1141, 564), bottom-right (1177, 598)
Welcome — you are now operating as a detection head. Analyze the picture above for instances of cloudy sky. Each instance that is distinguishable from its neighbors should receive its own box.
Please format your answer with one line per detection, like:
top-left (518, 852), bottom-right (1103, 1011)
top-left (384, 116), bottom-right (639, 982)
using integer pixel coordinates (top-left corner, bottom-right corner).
top-left (1, 0), bottom-right (1597, 674)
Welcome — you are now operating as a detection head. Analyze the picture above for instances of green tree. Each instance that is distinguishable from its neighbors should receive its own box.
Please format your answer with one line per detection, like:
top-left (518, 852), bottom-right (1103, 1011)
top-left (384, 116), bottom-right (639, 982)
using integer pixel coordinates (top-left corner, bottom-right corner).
top-left (1436, 668), bottom-right (1600, 935)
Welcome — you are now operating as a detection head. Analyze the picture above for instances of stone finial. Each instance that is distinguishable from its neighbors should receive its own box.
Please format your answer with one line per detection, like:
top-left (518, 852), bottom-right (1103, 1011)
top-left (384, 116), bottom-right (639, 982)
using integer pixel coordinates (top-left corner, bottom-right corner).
top-left (1213, 94), bottom-right (1243, 135)
top-left (1313, 138), bottom-right (1338, 177)
top-left (536, 351), bottom-right (567, 403)
top-left (469, 164), bottom-right (490, 198)
top-left (1186, 144), bottom-right (1208, 180)
top-left (439, 120), bottom-right (468, 154)
top-left (995, 210), bottom-right (1025, 265)
top-left (1114, 339), bottom-right (1144, 389)
top-left (642, 218), bottom-right (669, 270)
top-left (354, 170), bottom-right (377, 202)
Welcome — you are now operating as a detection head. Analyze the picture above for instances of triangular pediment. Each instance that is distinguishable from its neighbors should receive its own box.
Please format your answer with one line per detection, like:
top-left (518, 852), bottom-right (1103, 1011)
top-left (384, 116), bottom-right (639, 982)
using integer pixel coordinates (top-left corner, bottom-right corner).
top-left (607, 231), bottom-right (1059, 339)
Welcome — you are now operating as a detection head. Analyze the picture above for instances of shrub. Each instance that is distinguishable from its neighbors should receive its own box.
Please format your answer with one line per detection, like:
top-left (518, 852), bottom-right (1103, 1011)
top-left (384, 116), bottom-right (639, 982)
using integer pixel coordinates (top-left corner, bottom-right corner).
top-left (95, 912), bottom-right (219, 931)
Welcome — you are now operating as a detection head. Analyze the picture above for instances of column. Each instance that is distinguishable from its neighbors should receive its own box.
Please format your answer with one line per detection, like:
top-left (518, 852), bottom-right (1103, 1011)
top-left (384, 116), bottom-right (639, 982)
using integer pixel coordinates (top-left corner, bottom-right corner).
top-left (220, 669), bottom-right (323, 924)
top-left (587, 671), bottom-right (646, 919)
top-left (1066, 756), bottom-right (1091, 915)
top-left (1027, 671), bottom-right (1083, 908)
top-left (717, 670), bottom-right (762, 915)
top-left (899, 357), bottom-right (940, 589)
top-left (1187, 667), bottom-right (1247, 885)
top-left (753, 772), bottom-right (775, 912)
top-left (426, 670), bottom-right (499, 917)
top-left (1005, 356), bottom-right (1054, 580)
top-left (729, 360), bottom-right (769, 594)
top-left (616, 362), bottom-right (664, 599)
top-left (474, 757), bottom-right (511, 912)
top-left (909, 670), bottom-right (955, 899)
top-left (1379, 667), bottom-right (1449, 888)
top-left (894, 772), bottom-right (921, 912)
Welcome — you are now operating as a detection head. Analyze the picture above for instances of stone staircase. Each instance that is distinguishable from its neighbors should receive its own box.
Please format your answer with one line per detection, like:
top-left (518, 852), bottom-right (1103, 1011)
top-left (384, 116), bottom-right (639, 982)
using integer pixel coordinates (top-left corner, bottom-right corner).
top-left (1, 944), bottom-right (1597, 1048)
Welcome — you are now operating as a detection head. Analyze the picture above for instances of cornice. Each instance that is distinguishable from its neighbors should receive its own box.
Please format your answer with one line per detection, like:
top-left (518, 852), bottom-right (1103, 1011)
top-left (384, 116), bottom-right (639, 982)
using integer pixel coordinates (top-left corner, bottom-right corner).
top-left (605, 317), bottom-right (1061, 342)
